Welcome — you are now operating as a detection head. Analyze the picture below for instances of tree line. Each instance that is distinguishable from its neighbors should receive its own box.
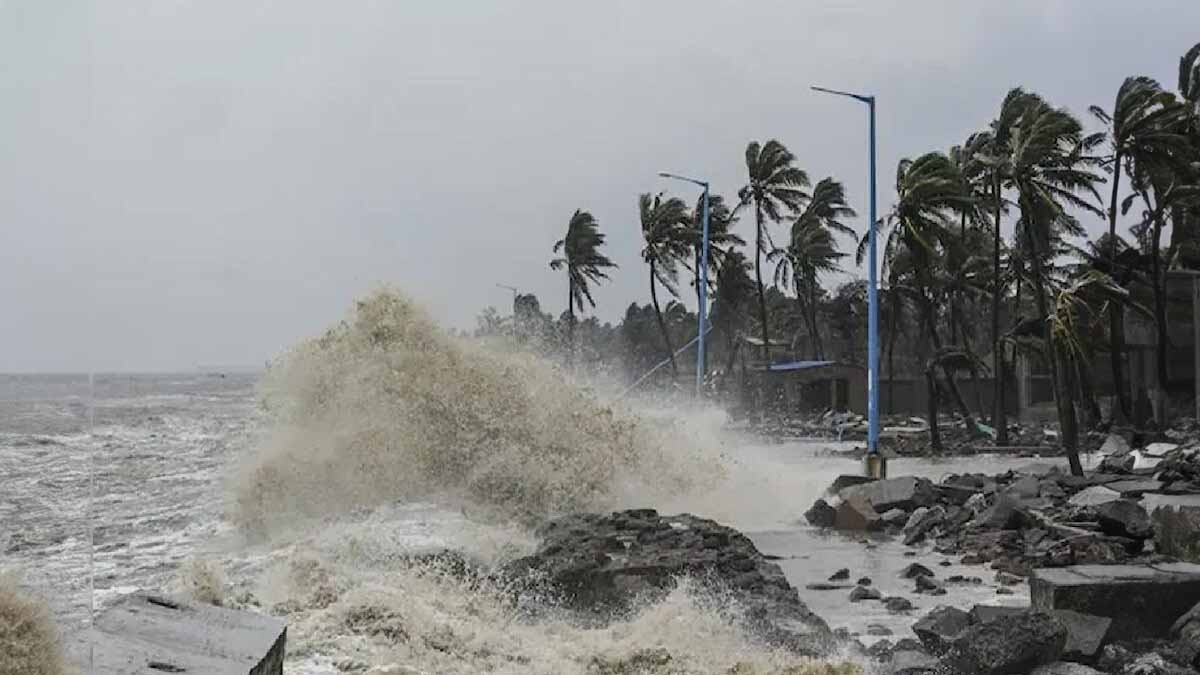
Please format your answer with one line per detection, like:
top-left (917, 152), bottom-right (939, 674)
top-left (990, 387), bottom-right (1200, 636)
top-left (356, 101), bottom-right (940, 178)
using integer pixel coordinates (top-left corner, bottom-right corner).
top-left (480, 42), bottom-right (1200, 476)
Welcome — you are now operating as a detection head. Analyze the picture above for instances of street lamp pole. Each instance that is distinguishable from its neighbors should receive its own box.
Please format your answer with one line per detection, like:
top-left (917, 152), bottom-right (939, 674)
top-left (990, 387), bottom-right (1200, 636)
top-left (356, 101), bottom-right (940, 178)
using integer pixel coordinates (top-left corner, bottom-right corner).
top-left (812, 86), bottom-right (880, 461)
top-left (659, 171), bottom-right (710, 398)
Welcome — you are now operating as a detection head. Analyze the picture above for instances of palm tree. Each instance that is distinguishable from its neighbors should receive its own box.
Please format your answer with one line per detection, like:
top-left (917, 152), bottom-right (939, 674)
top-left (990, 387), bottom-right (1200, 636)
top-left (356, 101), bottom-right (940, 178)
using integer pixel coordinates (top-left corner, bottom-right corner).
top-left (1170, 42), bottom-right (1200, 264)
top-left (712, 250), bottom-right (756, 374)
top-left (639, 192), bottom-right (692, 376)
top-left (683, 193), bottom-right (744, 318)
top-left (769, 178), bottom-right (856, 359)
top-left (550, 209), bottom-right (617, 364)
top-left (1004, 94), bottom-right (1105, 475)
top-left (861, 152), bottom-right (977, 450)
top-left (740, 140), bottom-right (810, 362)
top-left (1090, 76), bottom-right (1185, 420)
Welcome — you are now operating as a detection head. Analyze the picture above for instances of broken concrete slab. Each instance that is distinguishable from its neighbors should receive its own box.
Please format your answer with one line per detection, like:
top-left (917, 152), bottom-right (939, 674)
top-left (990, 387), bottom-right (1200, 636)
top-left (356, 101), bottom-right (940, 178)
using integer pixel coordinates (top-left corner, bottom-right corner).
top-left (829, 474), bottom-right (876, 493)
top-left (1030, 563), bottom-right (1200, 638)
top-left (840, 476), bottom-right (938, 512)
top-left (75, 593), bottom-right (286, 675)
top-left (1094, 499), bottom-right (1153, 539)
top-left (1068, 486), bottom-right (1122, 507)
top-left (1145, 442), bottom-right (1180, 457)
top-left (1105, 479), bottom-right (1164, 497)
top-left (1099, 433), bottom-right (1131, 457)
top-left (912, 605), bottom-right (971, 654)
top-left (1006, 475), bottom-right (1042, 499)
top-left (937, 611), bottom-right (1066, 675)
top-left (969, 604), bottom-right (1028, 625)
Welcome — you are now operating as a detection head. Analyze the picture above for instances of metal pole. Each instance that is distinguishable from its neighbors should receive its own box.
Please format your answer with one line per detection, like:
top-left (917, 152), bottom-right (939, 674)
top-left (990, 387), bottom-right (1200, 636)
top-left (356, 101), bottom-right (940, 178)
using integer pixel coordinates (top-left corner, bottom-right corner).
top-left (866, 96), bottom-right (879, 456)
top-left (697, 184), bottom-right (711, 397)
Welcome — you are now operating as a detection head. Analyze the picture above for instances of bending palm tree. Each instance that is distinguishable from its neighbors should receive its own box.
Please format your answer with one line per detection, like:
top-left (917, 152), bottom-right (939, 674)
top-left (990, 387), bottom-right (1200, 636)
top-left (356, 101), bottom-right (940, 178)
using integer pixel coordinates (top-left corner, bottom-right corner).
top-left (1090, 76), bottom-right (1185, 419)
top-left (769, 178), bottom-right (856, 358)
top-left (712, 250), bottom-right (756, 374)
top-left (1005, 94), bottom-right (1105, 475)
top-left (639, 192), bottom-right (692, 376)
top-left (550, 209), bottom-right (617, 366)
top-left (683, 193), bottom-right (744, 316)
top-left (740, 140), bottom-right (810, 362)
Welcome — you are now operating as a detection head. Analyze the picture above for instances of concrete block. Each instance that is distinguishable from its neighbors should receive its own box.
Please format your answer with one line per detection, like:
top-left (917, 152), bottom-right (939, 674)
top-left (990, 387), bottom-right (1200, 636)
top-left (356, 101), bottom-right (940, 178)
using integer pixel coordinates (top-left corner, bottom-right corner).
top-left (74, 594), bottom-right (286, 675)
top-left (1030, 563), bottom-right (1200, 639)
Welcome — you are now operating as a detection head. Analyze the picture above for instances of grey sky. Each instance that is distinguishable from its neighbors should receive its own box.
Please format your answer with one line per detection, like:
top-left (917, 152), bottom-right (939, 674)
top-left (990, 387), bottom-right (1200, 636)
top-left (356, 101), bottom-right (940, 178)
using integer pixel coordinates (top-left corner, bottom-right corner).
top-left (2, 1), bottom-right (1198, 372)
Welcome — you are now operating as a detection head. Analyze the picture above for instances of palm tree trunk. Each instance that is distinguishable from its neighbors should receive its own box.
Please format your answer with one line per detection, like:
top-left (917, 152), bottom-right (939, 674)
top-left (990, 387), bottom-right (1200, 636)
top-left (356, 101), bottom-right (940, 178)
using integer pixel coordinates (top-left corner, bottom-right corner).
top-left (649, 260), bottom-right (678, 377)
top-left (809, 281), bottom-right (824, 359)
top-left (754, 204), bottom-right (770, 363)
top-left (1151, 216), bottom-right (1169, 425)
top-left (567, 273), bottom-right (575, 369)
top-left (991, 175), bottom-right (1009, 446)
top-left (793, 290), bottom-right (810, 360)
top-left (919, 276), bottom-right (975, 429)
top-left (925, 363), bottom-right (943, 454)
top-left (1077, 358), bottom-right (1103, 428)
top-left (1024, 214), bottom-right (1083, 476)
top-left (887, 293), bottom-right (898, 415)
top-left (1106, 151), bottom-right (1132, 420)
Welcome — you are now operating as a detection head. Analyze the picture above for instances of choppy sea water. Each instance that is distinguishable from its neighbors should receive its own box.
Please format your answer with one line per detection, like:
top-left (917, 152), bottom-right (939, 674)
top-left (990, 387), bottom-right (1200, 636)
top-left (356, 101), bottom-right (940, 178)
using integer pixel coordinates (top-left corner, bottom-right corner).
top-left (1, 372), bottom-right (1088, 673)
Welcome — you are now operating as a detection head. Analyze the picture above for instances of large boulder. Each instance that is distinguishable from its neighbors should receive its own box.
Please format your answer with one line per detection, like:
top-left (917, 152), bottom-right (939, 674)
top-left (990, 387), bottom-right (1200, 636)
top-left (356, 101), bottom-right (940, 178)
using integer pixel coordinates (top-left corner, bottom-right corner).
top-left (1153, 504), bottom-right (1200, 562)
top-left (835, 494), bottom-right (881, 531)
top-left (1170, 600), bottom-right (1200, 668)
top-left (1069, 486), bottom-right (1122, 507)
top-left (840, 476), bottom-right (939, 513)
top-left (937, 611), bottom-right (1067, 675)
top-left (911, 605), bottom-right (971, 654)
top-left (804, 499), bottom-right (837, 528)
top-left (903, 506), bottom-right (946, 546)
top-left (977, 495), bottom-right (1030, 530)
top-left (1095, 500), bottom-right (1153, 540)
top-left (499, 510), bottom-right (833, 654)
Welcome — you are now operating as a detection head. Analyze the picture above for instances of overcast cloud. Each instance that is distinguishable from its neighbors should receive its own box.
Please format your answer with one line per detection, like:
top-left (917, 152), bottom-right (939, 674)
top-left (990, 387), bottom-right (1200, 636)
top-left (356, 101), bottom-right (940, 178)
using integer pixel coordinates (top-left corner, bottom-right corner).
top-left (2, 1), bottom-right (1198, 372)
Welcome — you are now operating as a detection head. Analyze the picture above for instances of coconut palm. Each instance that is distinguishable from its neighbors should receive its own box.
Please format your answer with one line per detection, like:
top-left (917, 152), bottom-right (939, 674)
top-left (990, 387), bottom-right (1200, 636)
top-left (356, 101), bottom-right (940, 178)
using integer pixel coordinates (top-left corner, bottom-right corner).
top-left (639, 192), bottom-right (692, 376)
top-left (711, 250), bottom-right (756, 375)
top-left (1001, 94), bottom-right (1105, 475)
top-left (550, 209), bottom-right (617, 365)
top-left (739, 140), bottom-right (811, 361)
top-left (1171, 42), bottom-right (1200, 263)
top-left (769, 178), bottom-right (856, 359)
top-left (682, 193), bottom-right (744, 315)
top-left (1090, 76), bottom-right (1187, 419)
top-left (859, 152), bottom-right (978, 449)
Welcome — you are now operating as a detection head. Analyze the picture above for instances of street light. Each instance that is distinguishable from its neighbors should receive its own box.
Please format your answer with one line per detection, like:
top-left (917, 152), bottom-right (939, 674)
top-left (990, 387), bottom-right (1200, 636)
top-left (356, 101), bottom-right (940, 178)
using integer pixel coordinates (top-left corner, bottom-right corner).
top-left (659, 171), bottom-right (710, 398)
top-left (811, 85), bottom-right (881, 466)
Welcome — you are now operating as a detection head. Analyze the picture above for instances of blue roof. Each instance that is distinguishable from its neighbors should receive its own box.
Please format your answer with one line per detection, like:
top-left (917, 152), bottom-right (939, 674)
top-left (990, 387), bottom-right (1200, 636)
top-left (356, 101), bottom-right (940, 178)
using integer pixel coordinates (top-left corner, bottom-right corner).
top-left (766, 360), bottom-right (836, 372)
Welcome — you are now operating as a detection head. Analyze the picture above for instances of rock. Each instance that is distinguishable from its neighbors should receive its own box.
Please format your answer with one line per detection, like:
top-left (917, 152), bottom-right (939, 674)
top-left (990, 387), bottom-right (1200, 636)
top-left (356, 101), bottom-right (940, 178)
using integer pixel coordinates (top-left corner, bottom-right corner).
top-left (1152, 504), bottom-right (1200, 562)
top-left (900, 563), bottom-right (934, 579)
top-left (499, 510), bottom-right (832, 654)
top-left (857, 577), bottom-right (872, 586)
top-left (912, 605), bottom-right (971, 654)
top-left (915, 575), bottom-right (946, 595)
top-left (889, 649), bottom-right (938, 675)
top-left (997, 587), bottom-right (1015, 595)
top-left (1099, 450), bottom-right (1136, 474)
top-left (978, 495), bottom-right (1028, 530)
top-left (969, 604), bottom-right (1027, 625)
top-left (881, 508), bottom-right (909, 526)
top-left (884, 596), bottom-right (914, 613)
top-left (1006, 475), bottom-right (1042, 499)
top-left (903, 506), bottom-right (946, 546)
top-left (829, 568), bottom-right (850, 581)
top-left (365, 667), bottom-right (424, 675)
top-left (1030, 562), bottom-right (1200, 639)
top-left (1144, 442), bottom-right (1180, 457)
top-left (804, 582), bottom-right (851, 591)
top-left (1051, 609), bottom-right (1111, 662)
top-left (937, 611), bottom-right (1067, 675)
top-left (935, 483), bottom-right (980, 506)
top-left (1041, 481), bottom-right (1067, 499)
top-left (1171, 599), bottom-right (1200, 668)
top-left (1095, 499), bottom-right (1153, 539)
top-left (996, 571), bottom-right (1024, 586)
top-left (804, 498), bottom-right (837, 527)
top-left (840, 476), bottom-right (939, 513)
top-left (1106, 479), bottom-right (1164, 498)
top-left (1031, 663), bottom-right (1106, 675)
top-left (867, 639), bottom-right (894, 660)
top-left (867, 624), bottom-right (893, 636)
top-left (964, 492), bottom-right (989, 515)
top-left (850, 585), bottom-right (882, 602)
top-left (830, 474), bottom-right (876, 493)
top-left (1100, 433), bottom-right (1132, 457)
top-left (1069, 486), bottom-right (1123, 507)
top-left (835, 494), bottom-right (881, 531)
top-left (1120, 652), bottom-right (1195, 675)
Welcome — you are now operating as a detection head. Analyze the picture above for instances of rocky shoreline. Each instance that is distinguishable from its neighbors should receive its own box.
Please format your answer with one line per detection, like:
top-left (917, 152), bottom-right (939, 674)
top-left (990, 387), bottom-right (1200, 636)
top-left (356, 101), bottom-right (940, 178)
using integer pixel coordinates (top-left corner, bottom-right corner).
top-left (800, 434), bottom-right (1200, 673)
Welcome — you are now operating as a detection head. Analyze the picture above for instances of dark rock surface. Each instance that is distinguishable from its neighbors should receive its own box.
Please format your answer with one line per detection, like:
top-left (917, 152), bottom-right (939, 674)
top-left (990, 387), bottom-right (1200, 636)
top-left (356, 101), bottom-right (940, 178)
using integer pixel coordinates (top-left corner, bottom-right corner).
top-left (911, 605), bottom-right (970, 654)
top-left (1095, 500), bottom-right (1153, 540)
top-left (829, 568), bottom-right (850, 581)
top-left (937, 611), bottom-right (1066, 675)
top-left (849, 585), bottom-right (882, 602)
top-left (889, 649), bottom-right (937, 675)
top-left (900, 563), bottom-right (934, 579)
top-left (1030, 563), bottom-right (1200, 639)
top-left (499, 509), bottom-right (834, 654)
top-left (1170, 599), bottom-right (1200, 668)
top-left (804, 498), bottom-right (837, 528)
top-left (840, 476), bottom-right (939, 512)
top-left (834, 494), bottom-right (880, 531)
